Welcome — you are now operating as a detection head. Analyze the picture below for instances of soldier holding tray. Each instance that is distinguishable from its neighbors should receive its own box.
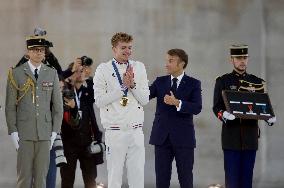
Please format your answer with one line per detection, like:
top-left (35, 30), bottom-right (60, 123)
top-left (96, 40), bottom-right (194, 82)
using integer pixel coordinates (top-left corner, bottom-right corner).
top-left (213, 44), bottom-right (276, 188)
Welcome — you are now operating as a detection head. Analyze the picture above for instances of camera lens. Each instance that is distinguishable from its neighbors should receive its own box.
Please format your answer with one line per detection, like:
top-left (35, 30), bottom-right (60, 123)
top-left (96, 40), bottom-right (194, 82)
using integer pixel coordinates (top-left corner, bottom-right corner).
top-left (81, 56), bottom-right (93, 66)
top-left (88, 141), bottom-right (105, 154)
top-left (62, 88), bottom-right (75, 100)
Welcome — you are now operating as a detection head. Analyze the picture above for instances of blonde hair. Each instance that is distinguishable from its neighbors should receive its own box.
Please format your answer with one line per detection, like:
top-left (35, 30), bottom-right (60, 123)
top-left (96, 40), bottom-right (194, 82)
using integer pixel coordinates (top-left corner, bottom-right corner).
top-left (111, 32), bottom-right (133, 47)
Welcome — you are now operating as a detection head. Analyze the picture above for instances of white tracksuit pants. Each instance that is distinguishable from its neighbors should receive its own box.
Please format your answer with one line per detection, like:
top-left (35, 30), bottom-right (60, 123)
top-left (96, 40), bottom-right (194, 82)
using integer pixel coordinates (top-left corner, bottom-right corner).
top-left (105, 127), bottom-right (145, 188)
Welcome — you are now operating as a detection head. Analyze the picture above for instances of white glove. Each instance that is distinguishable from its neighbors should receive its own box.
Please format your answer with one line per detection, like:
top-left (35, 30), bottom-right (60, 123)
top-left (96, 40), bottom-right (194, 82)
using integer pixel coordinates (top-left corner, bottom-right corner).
top-left (10, 132), bottom-right (19, 150)
top-left (268, 116), bottom-right (276, 124)
top-left (223, 111), bottom-right (236, 121)
top-left (50, 132), bottom-right (57, 150)
top-left (267, 116), bottom-right (276, 126)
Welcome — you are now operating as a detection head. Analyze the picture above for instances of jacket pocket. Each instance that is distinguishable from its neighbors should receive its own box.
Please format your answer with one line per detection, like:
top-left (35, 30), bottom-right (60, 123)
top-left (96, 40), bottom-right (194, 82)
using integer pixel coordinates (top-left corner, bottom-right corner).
top-left (45, 113), bottom-right (52, 122)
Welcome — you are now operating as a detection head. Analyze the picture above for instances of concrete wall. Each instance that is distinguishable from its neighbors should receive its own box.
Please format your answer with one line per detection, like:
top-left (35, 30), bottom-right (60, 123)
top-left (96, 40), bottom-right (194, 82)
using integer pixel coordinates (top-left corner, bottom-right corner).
top-left (0, 0), bottom-right (283, 187)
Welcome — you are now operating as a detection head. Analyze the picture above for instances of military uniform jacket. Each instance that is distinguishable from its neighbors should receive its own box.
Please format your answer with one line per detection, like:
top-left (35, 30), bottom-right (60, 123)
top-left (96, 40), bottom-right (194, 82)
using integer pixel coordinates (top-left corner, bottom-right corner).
top-left (5, 63), bottom-right (63, 141)
top-left (213, 70), bottom-right (265, 150)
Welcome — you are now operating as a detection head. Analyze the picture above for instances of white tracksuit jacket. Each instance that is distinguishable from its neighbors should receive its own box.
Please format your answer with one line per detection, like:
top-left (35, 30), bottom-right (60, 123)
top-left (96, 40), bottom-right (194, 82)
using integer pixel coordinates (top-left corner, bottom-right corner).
top-left (93, 58), bottom-right (149, 129)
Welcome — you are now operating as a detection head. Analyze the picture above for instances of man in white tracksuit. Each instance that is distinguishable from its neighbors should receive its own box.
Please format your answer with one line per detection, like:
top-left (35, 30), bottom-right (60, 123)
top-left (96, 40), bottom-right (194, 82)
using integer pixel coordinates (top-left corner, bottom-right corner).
top-left (93, 32), bottom-right (149, 188)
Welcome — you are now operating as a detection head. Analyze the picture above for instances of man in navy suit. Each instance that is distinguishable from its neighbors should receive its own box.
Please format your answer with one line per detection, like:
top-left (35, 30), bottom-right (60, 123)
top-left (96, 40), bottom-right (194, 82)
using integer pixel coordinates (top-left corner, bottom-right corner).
top-left (149, 49), bottom-right (202, 188)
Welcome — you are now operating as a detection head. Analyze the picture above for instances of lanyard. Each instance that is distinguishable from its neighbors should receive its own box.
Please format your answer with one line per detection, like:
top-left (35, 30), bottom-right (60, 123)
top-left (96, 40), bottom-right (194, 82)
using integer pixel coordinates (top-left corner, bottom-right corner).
top-left (111, 60), bottom-right (129, 97)
top-left (74, 88), bottom-right (82, 109)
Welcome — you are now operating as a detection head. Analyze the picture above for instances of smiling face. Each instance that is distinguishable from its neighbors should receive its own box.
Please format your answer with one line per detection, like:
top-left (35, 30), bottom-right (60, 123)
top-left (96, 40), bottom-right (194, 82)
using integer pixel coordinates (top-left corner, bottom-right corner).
top-left (112, 41), bottom-right (132, 63)
top-left (230, 56), bottom-right (248, 74)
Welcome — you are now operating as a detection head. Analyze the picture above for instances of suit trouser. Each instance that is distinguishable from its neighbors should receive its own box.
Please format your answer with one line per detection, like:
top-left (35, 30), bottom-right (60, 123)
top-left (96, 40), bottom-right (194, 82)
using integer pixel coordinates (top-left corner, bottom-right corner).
top-left (17, 140), bottom-right (50, 188)
top-left (46, 147), bottom-right (57, 188)
top-left (154, 136), bottom-right (194, 188)
top-left (60, 143), bottom-right (97, 188)
top-left (223, 149), bottom-right (256, 188)
top-left (105, 128), bottom-right (145, 188)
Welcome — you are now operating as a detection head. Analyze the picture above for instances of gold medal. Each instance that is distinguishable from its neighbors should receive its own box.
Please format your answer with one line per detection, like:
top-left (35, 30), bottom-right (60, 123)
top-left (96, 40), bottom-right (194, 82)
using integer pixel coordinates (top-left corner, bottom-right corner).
top-left (120, 97), bottom-right (129, 106)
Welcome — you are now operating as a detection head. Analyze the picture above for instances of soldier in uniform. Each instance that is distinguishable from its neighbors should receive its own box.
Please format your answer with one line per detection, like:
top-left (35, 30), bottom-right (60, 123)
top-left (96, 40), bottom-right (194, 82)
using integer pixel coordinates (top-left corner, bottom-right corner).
top-left (5, 35), bottom-right (63, 188)
top-left (213, 44), bottom-right (276, 188)
top-left (15, 27), bottom-right (63, 188)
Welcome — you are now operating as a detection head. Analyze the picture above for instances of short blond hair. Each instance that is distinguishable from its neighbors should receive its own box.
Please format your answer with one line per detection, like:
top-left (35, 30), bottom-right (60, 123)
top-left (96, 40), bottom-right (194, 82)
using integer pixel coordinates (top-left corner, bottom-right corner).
top-left (111, 32), bottom-right (133, 47)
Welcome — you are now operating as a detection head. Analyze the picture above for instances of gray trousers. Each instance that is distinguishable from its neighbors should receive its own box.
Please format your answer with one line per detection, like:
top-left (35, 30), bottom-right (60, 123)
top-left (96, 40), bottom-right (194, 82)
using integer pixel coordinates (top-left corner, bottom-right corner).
top-left (17, 140), bottom-right (50, 188)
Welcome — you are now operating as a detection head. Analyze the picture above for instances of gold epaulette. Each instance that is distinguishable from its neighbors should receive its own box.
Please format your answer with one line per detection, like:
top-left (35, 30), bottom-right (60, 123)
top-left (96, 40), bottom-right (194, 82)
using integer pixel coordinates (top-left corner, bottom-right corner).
top-left (8, 69), bottom-right (35, 105)
top-left (262, 80), bottom-right (267, 92)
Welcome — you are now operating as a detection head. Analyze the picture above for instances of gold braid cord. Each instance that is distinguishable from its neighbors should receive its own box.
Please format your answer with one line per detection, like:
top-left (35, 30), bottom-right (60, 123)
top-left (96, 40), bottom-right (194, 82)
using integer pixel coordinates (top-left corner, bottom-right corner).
top-left (238, 80), bottom-right (264, 91)
top-left (8, 69), bottom-right (35, 105)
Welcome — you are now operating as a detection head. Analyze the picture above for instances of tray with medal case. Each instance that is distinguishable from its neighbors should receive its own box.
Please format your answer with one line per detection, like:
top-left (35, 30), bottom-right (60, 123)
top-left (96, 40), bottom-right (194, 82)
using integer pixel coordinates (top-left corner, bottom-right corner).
top-left (222, 90), bottom-right (274, 120)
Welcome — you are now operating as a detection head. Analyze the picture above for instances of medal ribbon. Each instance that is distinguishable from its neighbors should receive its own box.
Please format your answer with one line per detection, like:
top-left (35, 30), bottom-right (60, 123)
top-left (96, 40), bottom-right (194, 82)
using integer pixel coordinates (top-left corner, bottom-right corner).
top-left (74, 88), bottom-right (82, 117)
top-left (74, 88), bottom-right (82, 109)
top-left (112, 60), bottom-right (129, 97)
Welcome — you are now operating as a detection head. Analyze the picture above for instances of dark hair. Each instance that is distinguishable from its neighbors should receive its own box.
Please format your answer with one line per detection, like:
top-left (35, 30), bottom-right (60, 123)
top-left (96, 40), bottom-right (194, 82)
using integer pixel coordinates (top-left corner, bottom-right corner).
top-left (58, 74), bottom-right (65, 82)
top-left (111, 32), bottom-right (133, 47)
top-left (167, 49), bottom-right (188, 69)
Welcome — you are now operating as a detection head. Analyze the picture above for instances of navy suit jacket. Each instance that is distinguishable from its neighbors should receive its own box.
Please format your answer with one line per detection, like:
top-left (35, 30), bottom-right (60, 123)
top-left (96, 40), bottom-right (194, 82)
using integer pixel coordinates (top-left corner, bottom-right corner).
top-left (149, 74), bottom-right (202, 148)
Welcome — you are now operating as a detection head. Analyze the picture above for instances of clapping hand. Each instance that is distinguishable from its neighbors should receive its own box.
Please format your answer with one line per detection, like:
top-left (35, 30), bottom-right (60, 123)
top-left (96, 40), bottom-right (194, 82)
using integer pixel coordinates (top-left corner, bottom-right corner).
top-left (123, 65), bottom-right (135, 89)
top-left (164, 91), bottom-right (180, 107)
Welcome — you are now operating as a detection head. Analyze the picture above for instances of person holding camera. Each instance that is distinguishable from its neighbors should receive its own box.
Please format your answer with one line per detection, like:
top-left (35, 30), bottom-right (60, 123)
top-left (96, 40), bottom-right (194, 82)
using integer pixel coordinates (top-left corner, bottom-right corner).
top-left (60, 65), bottom-right (104, 188)
top-left (62, 56), bottom-right (93, 80)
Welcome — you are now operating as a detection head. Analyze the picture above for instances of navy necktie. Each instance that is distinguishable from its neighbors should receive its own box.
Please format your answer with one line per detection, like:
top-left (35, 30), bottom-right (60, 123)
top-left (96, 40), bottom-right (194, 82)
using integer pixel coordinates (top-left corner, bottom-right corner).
top-left (171, 78), bottom-right (178, 94)
top-left (34, 68), bottom-right (38, 80)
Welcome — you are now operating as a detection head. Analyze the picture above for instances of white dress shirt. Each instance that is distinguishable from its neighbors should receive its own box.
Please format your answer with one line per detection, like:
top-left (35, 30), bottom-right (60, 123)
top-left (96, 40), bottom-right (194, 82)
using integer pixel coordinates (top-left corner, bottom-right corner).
top-left (171, 71), bottom-right (185, 111)
top-left (27, 60), bottom-right (41, 75)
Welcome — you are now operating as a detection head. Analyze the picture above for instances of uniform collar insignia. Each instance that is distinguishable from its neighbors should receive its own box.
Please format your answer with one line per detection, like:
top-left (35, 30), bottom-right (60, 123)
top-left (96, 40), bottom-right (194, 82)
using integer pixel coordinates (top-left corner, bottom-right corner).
top-left (232, 70), bottom-right (247, 77)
